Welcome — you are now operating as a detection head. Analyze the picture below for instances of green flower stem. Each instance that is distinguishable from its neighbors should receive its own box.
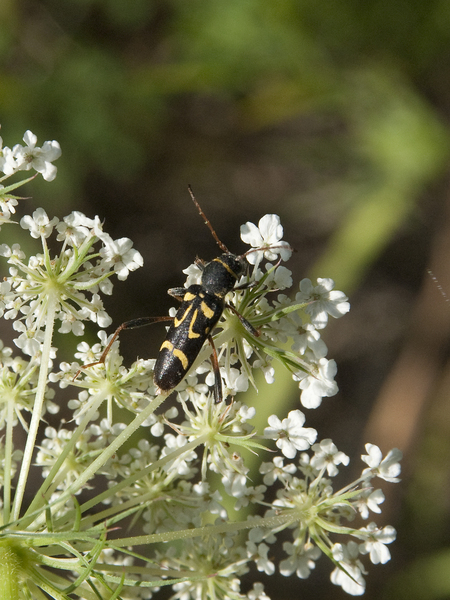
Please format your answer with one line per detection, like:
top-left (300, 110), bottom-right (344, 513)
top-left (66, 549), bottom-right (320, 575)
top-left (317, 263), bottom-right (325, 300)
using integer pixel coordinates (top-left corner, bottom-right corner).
top-left (110, 512), bottom-right (298, 548)
top-left (37, 392), bottom-right (170, 523)
top-left (56, 235), bottom-right (97, 282)
top-left (3, 393), bottom-right (16, 525)
top-left (29, 565), bottom-right (68, 600)
top-left (22, 391), bottom-right (109, 527)
top-left (78, 491), bottom-right (164, 530)
top-left (79, 435), bottom-right (208, 518)
top-left (12, 293), bottom-right (57, 522)
top-left (0, 542), bottom-right (20, 600)
top-left (0, 174), bottom-right (35, 194)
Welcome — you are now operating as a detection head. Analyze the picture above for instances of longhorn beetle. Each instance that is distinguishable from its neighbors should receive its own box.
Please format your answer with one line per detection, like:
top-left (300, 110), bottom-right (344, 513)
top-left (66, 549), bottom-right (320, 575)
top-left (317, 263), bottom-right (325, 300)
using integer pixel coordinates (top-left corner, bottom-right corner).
top-left (84, 187), bottom-right (290, 402)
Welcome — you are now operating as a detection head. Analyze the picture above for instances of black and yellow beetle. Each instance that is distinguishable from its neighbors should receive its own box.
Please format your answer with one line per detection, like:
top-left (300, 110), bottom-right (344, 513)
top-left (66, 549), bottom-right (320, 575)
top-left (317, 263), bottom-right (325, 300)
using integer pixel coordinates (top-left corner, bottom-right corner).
top-left (154, 250), bottom-right (252, 402)
top-left (87, 187), bottom-right (287, 402)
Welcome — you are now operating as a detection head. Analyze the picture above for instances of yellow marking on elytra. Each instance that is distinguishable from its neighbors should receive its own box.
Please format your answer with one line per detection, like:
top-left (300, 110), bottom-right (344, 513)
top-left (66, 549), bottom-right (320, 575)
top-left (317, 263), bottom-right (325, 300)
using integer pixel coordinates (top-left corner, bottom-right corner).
top-left (184, 292), bottom-right (196, 302)
top-left (173, 348), bottom-right (189, 369)
top-left (174, 303), bottom-right (193, 327)
top-left (161, 340), bottom-right (174, 352)
top-left (214, 258), bottom-right (238, 278)
top-left (161, 340), bottom-right (189, 369)
top-left (201, 301), bottom-right (215, 319)
top-left (188, 309), bottom-right (201, 339)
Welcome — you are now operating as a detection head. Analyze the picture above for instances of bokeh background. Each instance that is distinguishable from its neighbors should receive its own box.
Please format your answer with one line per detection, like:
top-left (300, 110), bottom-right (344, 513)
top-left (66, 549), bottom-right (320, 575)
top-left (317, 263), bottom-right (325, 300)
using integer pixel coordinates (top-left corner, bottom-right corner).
top-left (2, 1), bottom-right (450, 598)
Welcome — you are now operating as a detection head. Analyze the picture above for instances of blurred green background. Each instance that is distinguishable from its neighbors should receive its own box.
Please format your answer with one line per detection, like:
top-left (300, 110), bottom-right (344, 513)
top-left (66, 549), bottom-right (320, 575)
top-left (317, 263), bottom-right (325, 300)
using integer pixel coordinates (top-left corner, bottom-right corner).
top-left (2, 1), bottom-right (450, 598)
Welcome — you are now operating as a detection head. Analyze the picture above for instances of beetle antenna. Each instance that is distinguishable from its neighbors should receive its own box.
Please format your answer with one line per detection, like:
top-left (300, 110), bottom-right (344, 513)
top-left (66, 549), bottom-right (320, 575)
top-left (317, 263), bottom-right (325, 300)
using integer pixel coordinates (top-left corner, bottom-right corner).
top-left (188, 185), bottom-right (230, 254)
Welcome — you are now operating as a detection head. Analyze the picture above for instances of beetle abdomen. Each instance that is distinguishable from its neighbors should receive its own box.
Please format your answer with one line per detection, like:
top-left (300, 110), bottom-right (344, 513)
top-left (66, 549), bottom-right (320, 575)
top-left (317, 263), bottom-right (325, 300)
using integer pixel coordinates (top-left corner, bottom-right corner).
top-left (154, 287), bottom-right (223, 392)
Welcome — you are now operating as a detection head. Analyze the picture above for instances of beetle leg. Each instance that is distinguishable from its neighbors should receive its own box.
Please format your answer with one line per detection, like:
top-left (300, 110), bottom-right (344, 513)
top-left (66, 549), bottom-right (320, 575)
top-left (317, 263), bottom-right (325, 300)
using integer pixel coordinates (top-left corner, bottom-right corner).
top-left (207, 334), bottom-right (223, 403)
top-left (75, 316), bottom-right (174, 378)
top-left (225, 303), bottom-right (260, 337)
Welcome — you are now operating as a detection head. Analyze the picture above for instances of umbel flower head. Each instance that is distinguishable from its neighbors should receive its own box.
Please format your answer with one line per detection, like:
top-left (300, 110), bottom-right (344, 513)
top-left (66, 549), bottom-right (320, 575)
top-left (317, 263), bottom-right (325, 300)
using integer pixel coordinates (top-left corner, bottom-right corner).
top-left (0, 127), bottom-right (400, 599)
top-left (0, 207), bottom-right (143, 348)
top-left (134, 211), bottom-right (348, 409)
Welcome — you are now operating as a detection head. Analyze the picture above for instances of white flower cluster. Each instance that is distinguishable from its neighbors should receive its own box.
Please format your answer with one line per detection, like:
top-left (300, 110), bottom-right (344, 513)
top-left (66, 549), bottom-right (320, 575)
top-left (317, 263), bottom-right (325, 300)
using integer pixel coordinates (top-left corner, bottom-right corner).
top-left (0, 128), bottom-right (401, 599)
top-left (0, 207), bottom-right (143, 354)
top-left (162, 213), bottom-right (349, 409)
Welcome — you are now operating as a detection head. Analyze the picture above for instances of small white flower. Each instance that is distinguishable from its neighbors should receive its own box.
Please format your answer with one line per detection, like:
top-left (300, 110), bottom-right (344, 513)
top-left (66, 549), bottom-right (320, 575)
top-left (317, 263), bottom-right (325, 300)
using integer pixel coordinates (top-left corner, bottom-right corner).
top-left (330, 542), bottom-right (366, 596)
top-left (246, 541), bottom-right (275, 575)
top-left (251, 355), bottom-right (276, 384)
top-left (222, 469), bottom-right (248, 498)
top-left (264, 263), bottom-right (293, 289)
top-left (0, 281), bottom-right (14, 318)
top-left (263, 295), bottom-right (302, 344)
top-left (310, 439), bottom-right (349, 476)
top-left (57, 310), bottom-right (85, 336)
top-left (160, 433), bottom-right (197, 476)
top-left (0, 243), bottom-right (26, 261)
top-left (291, 323), bottom-right (328, 358)
top-left (56, 211), bottom-right (96, 246)
top-left (90, 418), bottom-right (127, 445)
top-left (235, 484), bottom-right (266, 510)
top-left (182, 262), bottom-right (203, 286)
top-left (222, 367), bottom-right (249, 394)
top-left (248, 525), bottom-right (276, 545)
top-left (248, 582), bottom-right (270, 600)
top-left (294, 356), bottom-right (338, 409)
top-left (13, 130), bottom-right (61, 181)
top-left (13, 321), bottom-right (44, 356)
top-left (355, 488), bottom-right (385, 519)
top-left (296, 278), bottom-right (350, 329)
top-left (0, 139), bottom-right (18, 175)
top-left (240, 214), bottom-right (292, 265)
top-left (83, 293), bottom-right (112, 328)
top-left (358, 522), bottom-right (396, 564)
top-left (361, 444), bottom-right (402, 482)
top-left (279, 542), bottom-right (321, 578)
top-left (259, 456), bottom-right (297, 486)
top-left (74, 333), bottom-right (107, 363)
top-left (20, 208), bottom-right (59, 239)
top-left (148, 407), bottom-right (178, 437)
top-left (238, 404), bottom-right (256, 421)
top-left (0, 195), bottom-right (19, 227)
top-left (100, 237), bottom-right (143, 280)
top-left (264, 410), bottom-right (317, 459)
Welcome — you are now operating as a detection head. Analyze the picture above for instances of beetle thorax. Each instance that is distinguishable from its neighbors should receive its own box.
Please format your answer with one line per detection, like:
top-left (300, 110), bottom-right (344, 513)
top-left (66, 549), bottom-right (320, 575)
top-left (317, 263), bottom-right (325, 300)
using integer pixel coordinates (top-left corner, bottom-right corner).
top-left (201, 253), bottom-right (246, 298)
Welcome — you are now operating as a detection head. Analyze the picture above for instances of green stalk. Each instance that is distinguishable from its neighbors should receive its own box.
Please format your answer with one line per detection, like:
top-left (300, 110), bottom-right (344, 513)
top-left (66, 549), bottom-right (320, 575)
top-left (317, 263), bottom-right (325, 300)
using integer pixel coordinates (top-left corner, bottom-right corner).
top-left (0, 541), bottom-right (21, 600)
top-left (3, 393), bottom-right (16, 525)
top-left (26, 392), bottom-right (169, 531)
top-left (12, 294), bottom-right (57, 522)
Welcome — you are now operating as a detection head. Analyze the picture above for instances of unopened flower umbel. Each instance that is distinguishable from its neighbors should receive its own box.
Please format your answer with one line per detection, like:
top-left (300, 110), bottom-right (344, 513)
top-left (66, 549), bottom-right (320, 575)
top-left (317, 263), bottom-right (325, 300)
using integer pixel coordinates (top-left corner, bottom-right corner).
top-left (0, 127), bottom-right (401, 599)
